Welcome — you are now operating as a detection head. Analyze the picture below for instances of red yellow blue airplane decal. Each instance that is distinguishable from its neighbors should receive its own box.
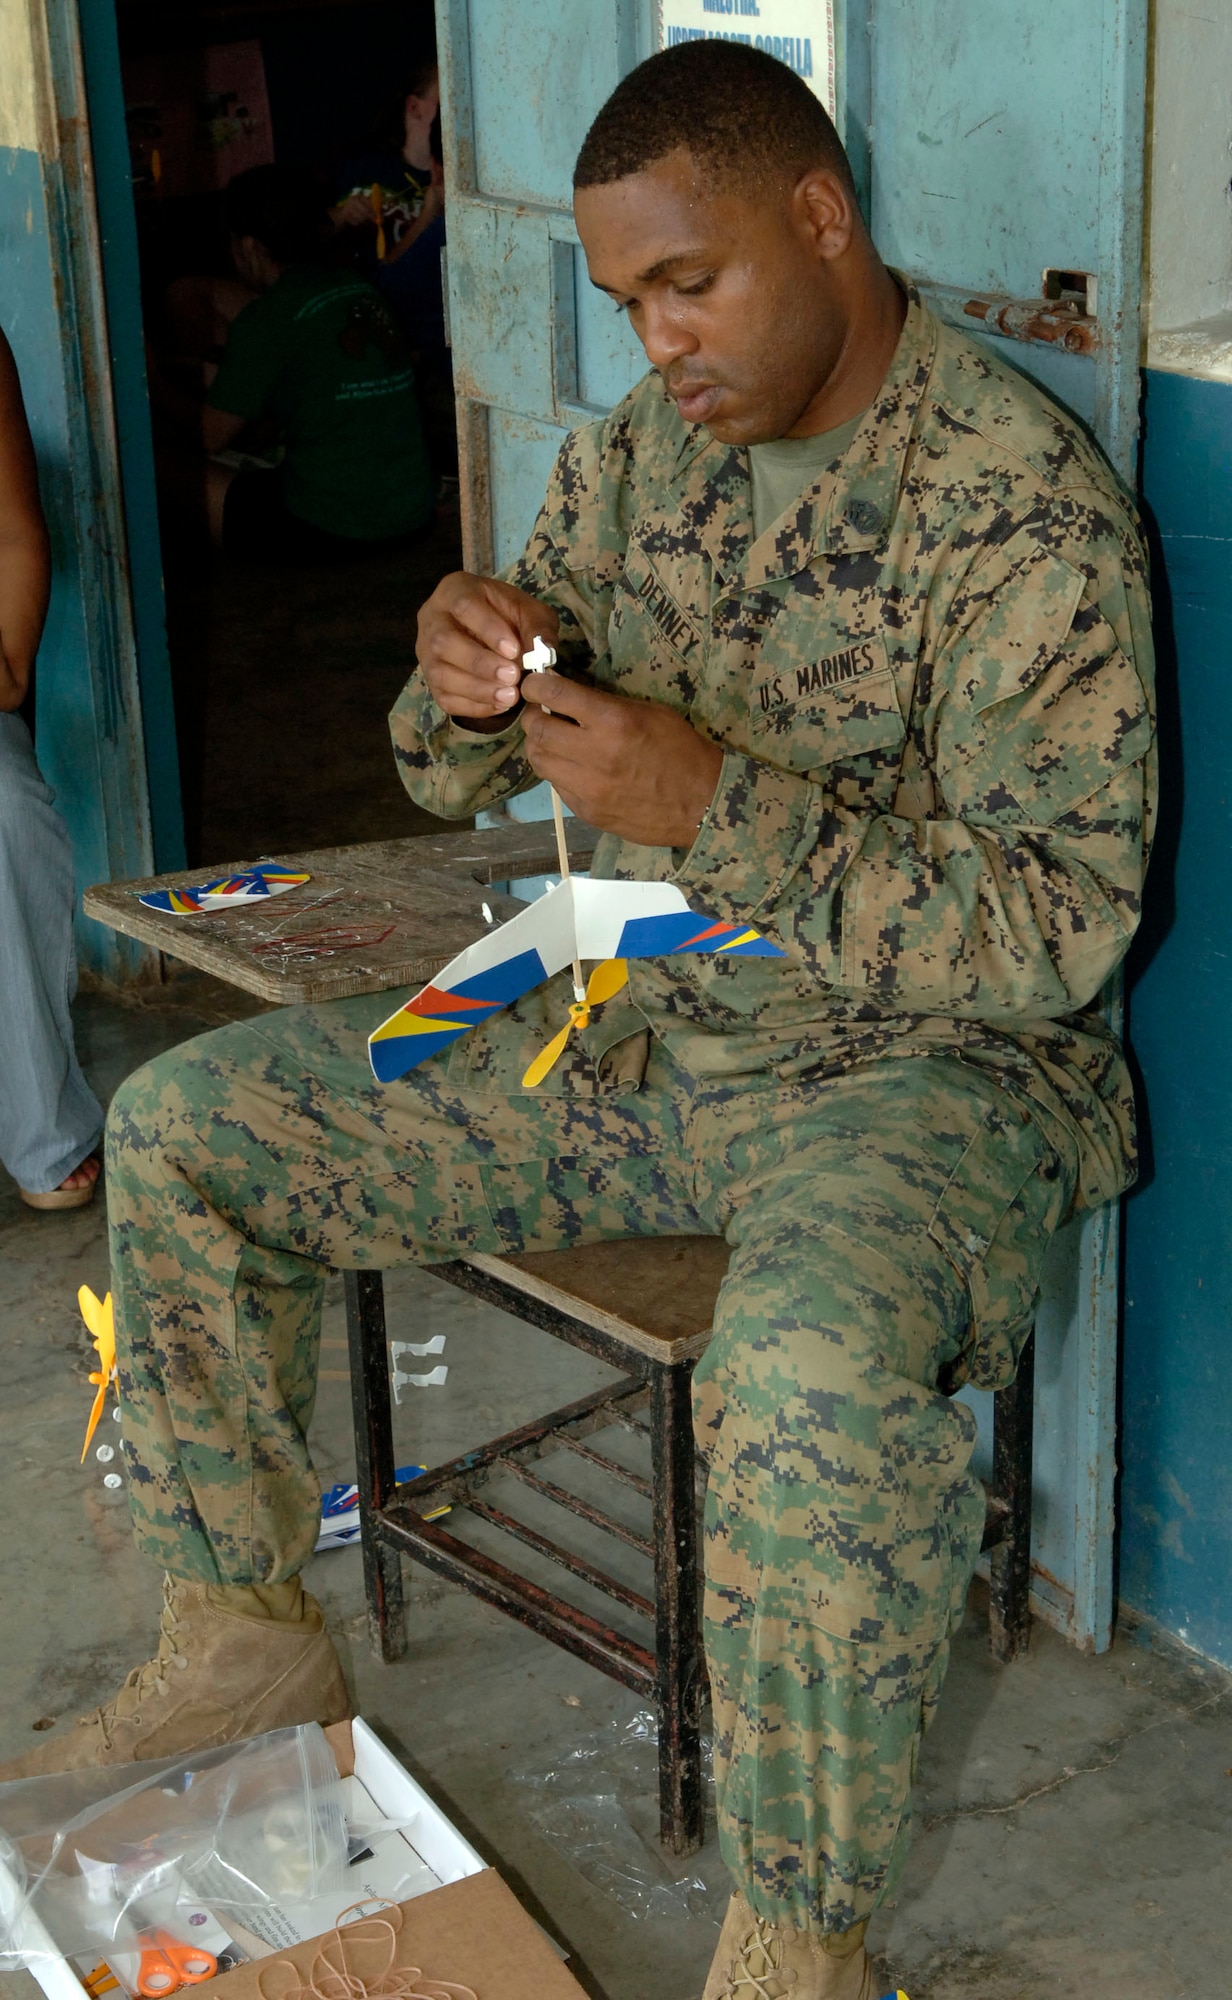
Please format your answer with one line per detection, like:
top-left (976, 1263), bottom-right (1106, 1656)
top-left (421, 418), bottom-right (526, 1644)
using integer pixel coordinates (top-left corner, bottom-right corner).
top-left (139, 862), bottom-right (310, 916)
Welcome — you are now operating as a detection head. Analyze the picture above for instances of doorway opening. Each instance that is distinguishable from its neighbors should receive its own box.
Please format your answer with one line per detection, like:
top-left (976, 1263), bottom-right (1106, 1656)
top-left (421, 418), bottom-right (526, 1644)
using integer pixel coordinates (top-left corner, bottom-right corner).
top-left (116, 0), bottom-right (462, 865)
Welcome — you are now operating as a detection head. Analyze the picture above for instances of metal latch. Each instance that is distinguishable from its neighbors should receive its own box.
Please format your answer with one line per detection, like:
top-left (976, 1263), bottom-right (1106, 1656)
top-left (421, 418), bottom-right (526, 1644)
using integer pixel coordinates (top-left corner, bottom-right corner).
top-left (963, 268), bottom-right (1100, 354)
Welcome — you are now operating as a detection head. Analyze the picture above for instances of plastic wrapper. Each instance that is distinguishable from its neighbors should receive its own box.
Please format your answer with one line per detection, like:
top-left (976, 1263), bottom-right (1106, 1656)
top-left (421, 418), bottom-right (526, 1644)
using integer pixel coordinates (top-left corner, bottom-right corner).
top-left (0, 1724), bottom-right (348, 1980)
top-left (508, 1710), bottom-right (723, 1924)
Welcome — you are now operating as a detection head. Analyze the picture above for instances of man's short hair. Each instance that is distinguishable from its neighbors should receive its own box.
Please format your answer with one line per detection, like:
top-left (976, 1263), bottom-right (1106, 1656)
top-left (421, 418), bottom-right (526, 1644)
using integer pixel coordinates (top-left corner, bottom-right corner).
top-left (224, 166), bottom-right (327, 266)
top-left (573, 41), bottom-right (854, 196)
top-left (405, 52), bottom-right (439, 102)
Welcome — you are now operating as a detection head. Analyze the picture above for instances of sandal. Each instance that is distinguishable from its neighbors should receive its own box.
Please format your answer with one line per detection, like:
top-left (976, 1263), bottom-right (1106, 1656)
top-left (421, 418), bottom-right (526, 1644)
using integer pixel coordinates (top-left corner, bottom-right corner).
top-left (19, 1155), bottom-right (101, 1211)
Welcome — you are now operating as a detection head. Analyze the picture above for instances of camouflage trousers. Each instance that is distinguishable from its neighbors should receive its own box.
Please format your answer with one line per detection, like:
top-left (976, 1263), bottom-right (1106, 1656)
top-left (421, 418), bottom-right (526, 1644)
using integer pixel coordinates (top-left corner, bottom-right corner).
top-left (105, 985), bottom-right (1076, 1934)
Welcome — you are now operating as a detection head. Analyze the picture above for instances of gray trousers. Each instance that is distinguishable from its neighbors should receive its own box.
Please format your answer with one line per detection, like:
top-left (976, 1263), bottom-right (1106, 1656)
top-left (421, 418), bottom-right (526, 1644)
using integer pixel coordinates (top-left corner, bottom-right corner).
top-left (0, 712), bottom-right (102, 1192)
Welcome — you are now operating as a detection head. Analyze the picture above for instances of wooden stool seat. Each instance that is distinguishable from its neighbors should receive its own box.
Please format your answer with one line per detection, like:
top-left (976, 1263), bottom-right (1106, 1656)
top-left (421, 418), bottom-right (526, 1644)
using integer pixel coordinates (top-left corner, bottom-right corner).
top-left (459, 1235), bottom-right (730, 1361)
top-left (344, 1235), bottom-right (1036, 1859)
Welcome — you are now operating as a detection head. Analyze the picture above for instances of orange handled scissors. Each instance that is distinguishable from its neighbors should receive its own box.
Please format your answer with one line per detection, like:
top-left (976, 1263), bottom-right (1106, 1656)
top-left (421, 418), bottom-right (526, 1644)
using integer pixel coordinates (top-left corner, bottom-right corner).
top-left (135, 1931), bottom-right (217, 1997)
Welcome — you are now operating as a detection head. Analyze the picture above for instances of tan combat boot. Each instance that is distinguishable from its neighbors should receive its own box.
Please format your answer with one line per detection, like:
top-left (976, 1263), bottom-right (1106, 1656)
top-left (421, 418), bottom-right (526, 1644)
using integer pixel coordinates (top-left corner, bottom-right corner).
top-left (0, 1575), bottom-right (350, 1780)
top-left (703, 1891), bottom-right (875, 2000)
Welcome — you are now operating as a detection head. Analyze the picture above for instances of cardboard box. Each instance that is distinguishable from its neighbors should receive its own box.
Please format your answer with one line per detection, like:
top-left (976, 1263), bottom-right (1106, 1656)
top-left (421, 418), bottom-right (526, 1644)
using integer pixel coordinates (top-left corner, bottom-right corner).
top-left (213, 1871), bottom-right (588, 2000)
top-left (1, 1722), bottom-right (586, 2000)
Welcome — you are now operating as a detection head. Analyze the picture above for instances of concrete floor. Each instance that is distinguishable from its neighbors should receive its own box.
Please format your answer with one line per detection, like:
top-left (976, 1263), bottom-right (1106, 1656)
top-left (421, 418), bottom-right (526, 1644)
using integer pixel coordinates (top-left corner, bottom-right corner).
top-left (1, 974), bottom-right (1229, 2000)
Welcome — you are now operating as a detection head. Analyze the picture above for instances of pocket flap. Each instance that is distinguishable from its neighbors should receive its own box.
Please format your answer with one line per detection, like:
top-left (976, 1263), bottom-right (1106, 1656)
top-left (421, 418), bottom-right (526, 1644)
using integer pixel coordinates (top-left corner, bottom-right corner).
top-left (960, 549), bottom-right (1087, 713)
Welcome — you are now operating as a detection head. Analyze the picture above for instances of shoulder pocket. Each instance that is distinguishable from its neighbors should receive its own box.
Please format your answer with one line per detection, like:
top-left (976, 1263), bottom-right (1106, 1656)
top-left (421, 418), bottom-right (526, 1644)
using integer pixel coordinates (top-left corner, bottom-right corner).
top-left (958, 549), bottom-right (1152, 825)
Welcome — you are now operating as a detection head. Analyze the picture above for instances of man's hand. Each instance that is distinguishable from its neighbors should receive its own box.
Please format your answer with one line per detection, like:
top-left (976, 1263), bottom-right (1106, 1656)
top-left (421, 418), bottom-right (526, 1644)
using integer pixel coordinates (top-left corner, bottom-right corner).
top-left (521, 671), bottom-right (723, 848)
top-left (417, 572), bottom-right (558, 732)
top-left (331, 192), bottom-right (375, 229)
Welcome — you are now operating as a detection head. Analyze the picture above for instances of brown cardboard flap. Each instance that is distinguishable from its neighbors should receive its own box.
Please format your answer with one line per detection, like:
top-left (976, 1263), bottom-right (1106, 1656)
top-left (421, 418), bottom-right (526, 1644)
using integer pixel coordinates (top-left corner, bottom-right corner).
top-left (322, 1720), bottom-right (355, 1780)
top-left (211, 1872), bottom-right (585, 2000)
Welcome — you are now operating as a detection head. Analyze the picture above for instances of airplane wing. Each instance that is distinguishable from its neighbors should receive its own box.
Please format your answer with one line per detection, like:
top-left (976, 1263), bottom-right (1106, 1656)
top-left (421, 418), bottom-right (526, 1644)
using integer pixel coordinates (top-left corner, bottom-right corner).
top-left (367, 876), bottom-right (785, 1084)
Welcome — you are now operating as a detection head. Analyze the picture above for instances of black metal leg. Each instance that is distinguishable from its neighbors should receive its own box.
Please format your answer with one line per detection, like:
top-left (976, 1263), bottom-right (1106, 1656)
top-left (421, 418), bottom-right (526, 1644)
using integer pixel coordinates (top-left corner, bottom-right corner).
top-left (989, 1328), bottom-right (1035, 1662)
top-left (342, 1270), bottom-right (407, 1663)
top-left (649, 1360), bottom-right (705, 1856)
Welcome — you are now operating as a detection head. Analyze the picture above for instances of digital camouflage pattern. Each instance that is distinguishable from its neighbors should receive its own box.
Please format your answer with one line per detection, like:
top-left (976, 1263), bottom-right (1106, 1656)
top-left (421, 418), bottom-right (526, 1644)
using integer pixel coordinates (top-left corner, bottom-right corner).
top-left (392, 288), bottom-right (1156, 1211)
top-left (105, 288), bottom-right (1153, 1937)
top-left (106, 994), bottom-right (1074, 1932)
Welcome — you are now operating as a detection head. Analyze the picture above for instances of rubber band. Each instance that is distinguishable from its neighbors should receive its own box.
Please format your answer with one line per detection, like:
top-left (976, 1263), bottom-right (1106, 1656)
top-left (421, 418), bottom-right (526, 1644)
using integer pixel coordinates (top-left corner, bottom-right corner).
top-left (255, 1902), bottom-right (476, 2000)
top-left (250, 924), bottom-right (395, 959)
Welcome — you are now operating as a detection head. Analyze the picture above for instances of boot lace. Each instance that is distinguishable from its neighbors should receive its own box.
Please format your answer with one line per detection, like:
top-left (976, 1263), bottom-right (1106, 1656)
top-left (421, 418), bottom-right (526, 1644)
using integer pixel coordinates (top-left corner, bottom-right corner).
top-left (722, 1916), bottom-right (799, 1998)
top-left (81, 1576), bottom-right (190, 1746)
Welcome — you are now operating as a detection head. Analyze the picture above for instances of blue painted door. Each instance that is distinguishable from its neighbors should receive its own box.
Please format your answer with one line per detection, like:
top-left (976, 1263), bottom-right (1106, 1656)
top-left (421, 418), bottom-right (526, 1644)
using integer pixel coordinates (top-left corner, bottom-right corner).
top-left (856, 0), bottom-right (1147, 1654)
top-left (439, 0), bottom-right (1148, 1649)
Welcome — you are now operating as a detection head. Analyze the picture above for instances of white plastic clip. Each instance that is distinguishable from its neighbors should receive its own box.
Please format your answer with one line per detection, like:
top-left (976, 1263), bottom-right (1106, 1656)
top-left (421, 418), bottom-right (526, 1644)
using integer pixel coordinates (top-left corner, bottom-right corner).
top-left (389, 1338), bottom-right (449, 1405)
top-left (521, 635), bottom-right (556, 674)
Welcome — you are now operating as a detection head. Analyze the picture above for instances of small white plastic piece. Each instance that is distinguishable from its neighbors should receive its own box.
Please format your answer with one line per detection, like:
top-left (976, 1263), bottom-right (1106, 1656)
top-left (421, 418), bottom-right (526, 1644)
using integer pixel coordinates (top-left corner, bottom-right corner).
top-left (391, 1363), bottom-right (449, 1404)
top-left (95, 1444), bottom-right (115, 1464)
top-left (391, 1336), bottom-right (447, 1359)
top-left (521, 635), bottom-right (556, 673)
top-left (103, 1473), bottom-right (123, 1489)
top-left (482, 901), bottom-right (494, 924)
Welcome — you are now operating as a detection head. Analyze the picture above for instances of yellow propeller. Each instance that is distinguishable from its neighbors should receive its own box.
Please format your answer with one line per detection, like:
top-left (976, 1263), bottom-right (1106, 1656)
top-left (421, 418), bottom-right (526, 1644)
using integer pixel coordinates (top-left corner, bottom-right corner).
top-left (78, 1286), bottom-right (117, 1463)
top-left (521, 959), bottom-right (629, 1088)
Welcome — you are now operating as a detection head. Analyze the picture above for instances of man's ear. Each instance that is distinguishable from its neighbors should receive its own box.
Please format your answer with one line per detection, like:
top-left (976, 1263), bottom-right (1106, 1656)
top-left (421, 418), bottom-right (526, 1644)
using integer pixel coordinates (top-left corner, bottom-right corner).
top-left (794, 168), bottom-right (854, 263)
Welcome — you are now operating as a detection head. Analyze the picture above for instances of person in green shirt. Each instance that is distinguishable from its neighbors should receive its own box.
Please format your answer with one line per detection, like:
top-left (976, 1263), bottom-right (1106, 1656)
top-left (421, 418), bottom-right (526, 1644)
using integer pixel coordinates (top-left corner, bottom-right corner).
top-left (203, 165), bottom-right (435, 561)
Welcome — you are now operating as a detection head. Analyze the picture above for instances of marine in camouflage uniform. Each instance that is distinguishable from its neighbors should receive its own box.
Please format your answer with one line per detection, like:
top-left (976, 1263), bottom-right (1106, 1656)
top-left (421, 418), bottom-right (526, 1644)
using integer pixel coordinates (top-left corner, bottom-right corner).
top-left (101, 285), bottom-right (1153, 1932)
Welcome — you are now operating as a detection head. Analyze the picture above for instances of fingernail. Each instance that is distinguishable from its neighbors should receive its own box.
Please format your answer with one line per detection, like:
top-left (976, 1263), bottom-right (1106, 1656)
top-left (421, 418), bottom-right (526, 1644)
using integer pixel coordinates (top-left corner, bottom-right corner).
top-left (498, 639), bottom-right (519, 659)
top-left (495, 688), bottom-right (516, 706)
top-left (498, 664), bottom-right (519, 683)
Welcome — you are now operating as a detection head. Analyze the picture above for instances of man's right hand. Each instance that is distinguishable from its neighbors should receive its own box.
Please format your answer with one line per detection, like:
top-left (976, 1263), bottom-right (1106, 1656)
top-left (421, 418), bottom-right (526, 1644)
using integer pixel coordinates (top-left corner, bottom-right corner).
top-left (416, 572), bottom-right (559, 729)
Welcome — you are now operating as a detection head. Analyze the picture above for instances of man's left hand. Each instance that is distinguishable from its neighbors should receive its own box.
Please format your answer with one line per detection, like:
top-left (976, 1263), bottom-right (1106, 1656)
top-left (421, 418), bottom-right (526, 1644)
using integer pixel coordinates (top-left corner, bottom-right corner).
top-left (520, 671), bottom-right (723, 849)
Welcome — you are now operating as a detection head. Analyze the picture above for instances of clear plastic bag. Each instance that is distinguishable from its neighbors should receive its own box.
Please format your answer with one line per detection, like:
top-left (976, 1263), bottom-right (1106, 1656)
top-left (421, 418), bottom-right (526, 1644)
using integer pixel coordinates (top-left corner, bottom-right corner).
top-left (0, 1724), bottom-right (348, 1978)
top-left (507, 1709), bottom-right (723, 1924)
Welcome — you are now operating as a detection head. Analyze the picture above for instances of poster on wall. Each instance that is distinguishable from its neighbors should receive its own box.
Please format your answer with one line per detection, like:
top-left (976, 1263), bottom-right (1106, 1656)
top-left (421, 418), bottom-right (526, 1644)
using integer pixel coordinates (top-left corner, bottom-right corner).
top-left (122, 42), bottom-right (274, 201)
top-left (657, 2), bottom-right (836, 118)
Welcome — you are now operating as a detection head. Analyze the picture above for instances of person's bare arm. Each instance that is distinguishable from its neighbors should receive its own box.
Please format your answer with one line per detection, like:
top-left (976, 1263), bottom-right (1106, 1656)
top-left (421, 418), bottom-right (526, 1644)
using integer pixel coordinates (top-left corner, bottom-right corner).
top-left (201, 404), bottom-right (247, 454)
top-left (147, 351), bottom-right (246, 454)
top-left (0, 330), bottom-right (51, 712)
top-left (385, 171), bottom-right (444, 264)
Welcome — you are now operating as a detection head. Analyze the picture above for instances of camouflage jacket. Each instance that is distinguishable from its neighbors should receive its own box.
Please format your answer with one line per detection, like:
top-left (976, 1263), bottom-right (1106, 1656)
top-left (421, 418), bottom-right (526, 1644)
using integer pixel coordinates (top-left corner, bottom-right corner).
top-left (391, 289), bottom-right (1156, 1209)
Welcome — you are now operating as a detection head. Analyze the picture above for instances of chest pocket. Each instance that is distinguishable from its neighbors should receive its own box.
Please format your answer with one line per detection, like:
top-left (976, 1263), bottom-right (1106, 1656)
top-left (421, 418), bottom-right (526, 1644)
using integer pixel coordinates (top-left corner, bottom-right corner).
top-left (749, 626), bottom-right (907, 782)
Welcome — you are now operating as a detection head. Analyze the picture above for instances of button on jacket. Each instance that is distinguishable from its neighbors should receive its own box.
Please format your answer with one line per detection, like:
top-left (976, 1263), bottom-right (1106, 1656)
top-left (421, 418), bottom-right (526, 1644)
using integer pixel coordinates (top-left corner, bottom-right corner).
top-left (391, 289), bottom-right (1156, 1213)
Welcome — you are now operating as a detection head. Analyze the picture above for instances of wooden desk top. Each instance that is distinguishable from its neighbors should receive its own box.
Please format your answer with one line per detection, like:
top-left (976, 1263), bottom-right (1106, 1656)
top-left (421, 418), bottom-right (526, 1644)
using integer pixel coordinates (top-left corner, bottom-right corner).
top-left (84, 819), bottom-right (600, 1006)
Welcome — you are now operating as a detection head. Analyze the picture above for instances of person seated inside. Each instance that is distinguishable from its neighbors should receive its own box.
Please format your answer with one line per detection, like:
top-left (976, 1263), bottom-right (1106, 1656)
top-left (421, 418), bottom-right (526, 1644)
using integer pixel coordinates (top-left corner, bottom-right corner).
top-left (0, 328), bottom-right (103, 1211)
top-left (166, 164), bottom-right (435, 563)
top-left (4, 42), bottom-right (1156, 2000)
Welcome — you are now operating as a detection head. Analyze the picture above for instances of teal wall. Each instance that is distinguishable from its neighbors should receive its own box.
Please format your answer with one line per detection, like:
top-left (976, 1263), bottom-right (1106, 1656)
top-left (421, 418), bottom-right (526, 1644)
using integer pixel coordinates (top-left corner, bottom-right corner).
top-left (1123, 367), bottom-right (1232, 1668)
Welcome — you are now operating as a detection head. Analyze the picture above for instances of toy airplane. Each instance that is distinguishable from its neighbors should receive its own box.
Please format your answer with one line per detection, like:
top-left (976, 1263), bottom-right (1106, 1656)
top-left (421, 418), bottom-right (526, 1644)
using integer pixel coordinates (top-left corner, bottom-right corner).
top-left (78, 1286), bottom-right (117, 1462)
top-left (139, 863), bottom-right (310, 917)
top-left (367, 874), bottom-right (784, 1086)
top-left (369, 632), bottom-right (786, 1088)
